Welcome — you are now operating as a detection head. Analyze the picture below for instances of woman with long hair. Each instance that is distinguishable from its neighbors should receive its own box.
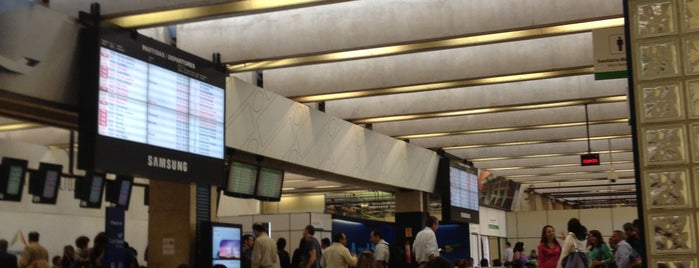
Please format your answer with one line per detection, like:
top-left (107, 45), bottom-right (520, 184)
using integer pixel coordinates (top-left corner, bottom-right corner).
top-left (556, 218), bottom-right (587, 268)
top-left (537, 225), bottom-right (561, 268)
top-left (60, 245), bottom-right (75, 268)
top-left (90, 232), bottom-right (107, 268)
top-left (587, 230), bottom-right (613, 268)
top-left (512, 242), bottom-right (529, 268)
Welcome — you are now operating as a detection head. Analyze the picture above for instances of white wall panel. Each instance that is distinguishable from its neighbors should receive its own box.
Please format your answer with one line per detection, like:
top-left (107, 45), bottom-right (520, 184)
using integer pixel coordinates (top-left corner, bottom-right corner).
top-left (261, 195), bottom-right (325, 214)
top-left (479, 207), bottom-right (508, 237)
top-left (217, 195), bottom-right (261, 217)
top-left (0, 4), bottom-right (80, 105)
top-left (580, 208), bottom-right (615, 236)
top-left (227, 78), bottom-right (440, 192)
top-left (514, 211), bottom-right (548, 239)
top-left (547, 210), bottom-right (580, 237)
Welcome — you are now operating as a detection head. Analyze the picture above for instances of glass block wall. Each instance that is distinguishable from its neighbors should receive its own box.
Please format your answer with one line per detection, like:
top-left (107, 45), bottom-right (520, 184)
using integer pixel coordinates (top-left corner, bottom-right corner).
top-left (628, 0), bottom-right (699, 267)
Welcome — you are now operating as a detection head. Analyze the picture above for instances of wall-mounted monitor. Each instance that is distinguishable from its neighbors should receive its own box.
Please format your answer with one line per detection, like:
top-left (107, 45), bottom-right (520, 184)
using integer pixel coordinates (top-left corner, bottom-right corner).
top-left (106, 175), bottom-right (133, 209)
top-left (223, 161), bottom-right (258, 199)
top-left (438, 158), bottom-right (480, 224)
top-left (0, 157), bottom-right (28, 202)
top-left (75, 172), bottom-right (105, 209)
top-left (200, 222), bottom-right (242, 268)
top-left (78, 27), bottom-right (226, 185)
top-left (29, 162), bottom-right (63, 204)
top-left (255, 167), bottom-right (284, 202)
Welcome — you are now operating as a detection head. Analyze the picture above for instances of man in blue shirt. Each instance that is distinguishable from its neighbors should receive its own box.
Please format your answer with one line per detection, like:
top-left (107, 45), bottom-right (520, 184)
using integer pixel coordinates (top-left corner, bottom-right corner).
top-left (610, 230), bottom-right (633, 268)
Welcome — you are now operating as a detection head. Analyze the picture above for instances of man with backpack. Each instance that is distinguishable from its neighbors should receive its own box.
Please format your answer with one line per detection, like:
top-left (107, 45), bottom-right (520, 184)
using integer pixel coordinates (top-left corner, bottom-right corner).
top-left (370, 231), bottom-right (389, 267)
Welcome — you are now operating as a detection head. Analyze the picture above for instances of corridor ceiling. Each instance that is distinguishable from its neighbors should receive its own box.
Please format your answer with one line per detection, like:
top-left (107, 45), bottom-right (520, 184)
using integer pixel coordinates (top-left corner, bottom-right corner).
top-left (1, 0), bottom-right (637, 208)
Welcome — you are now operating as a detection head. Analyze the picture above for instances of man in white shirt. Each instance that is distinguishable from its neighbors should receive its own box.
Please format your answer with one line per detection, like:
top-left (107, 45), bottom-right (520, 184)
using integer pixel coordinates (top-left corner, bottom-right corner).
top-left (321, 232), bottom-right (357, 268)
top-left (413, 216), bottom-right (439, 268)
top-left (370, 230), bottom-right (389, 268)
top-left (504, 242), bottom-right (513, 264)
top-left (251, 222), bottom-right (281, 268)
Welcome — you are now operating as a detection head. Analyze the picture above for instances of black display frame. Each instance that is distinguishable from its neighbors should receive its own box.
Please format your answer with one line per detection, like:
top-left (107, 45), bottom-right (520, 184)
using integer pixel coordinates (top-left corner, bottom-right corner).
top-left (222, 160), bottom-right (259, 199)
top-left (29, 162), bottom-right (63, 204)
top-left (199, 221), bottom-right (243, 268)
top-left (78, 26), bottom-right (227, 186)
top-left (437, 158), bottom-right (480, 224)
top-left (255, 166), bottom-right (284, 202)
top-left (75, 171), bottom-right (105, 209)
top-left (105, 175), bottom-right (133, 209)
top-left (0, 157), bottom-right (28, 202)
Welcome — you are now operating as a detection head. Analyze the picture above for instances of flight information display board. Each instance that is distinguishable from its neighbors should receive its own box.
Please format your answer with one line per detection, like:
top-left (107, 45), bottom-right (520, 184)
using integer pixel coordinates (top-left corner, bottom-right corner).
top-left (98, 47), bottom-right (224, 158)
top-left (225, 161), bottom-right (258, 198)
top-left (438, 158), bottom-right (480, 224)
top-left (256, 167), bottom-right (283, 201)
top-left (79, 28), bottom-right (226, 185)
top-left (449, 166), bottom-right (479, 211)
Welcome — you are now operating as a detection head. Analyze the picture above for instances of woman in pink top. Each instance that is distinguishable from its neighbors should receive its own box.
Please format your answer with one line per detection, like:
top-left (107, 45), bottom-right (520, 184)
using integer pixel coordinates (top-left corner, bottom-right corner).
top-left (537, 225), bottom-right (561, 268)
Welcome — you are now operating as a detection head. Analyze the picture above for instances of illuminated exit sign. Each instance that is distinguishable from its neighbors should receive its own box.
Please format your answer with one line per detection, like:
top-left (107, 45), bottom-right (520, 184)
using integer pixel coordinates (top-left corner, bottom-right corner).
top-left (580, 153), bottom-right (600, 166)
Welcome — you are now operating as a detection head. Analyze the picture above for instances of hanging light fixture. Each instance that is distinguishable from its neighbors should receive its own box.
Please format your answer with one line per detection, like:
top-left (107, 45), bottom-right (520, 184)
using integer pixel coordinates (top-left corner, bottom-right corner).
top-left (581, 104), bottom-right (601, 166)
top-left (608, 139), bottom-right (618, 183)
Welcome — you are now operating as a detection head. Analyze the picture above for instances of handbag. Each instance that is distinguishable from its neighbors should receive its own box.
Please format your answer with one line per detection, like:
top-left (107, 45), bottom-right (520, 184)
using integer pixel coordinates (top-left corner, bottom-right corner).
top-left (561, 252), bottom-right (588, 268)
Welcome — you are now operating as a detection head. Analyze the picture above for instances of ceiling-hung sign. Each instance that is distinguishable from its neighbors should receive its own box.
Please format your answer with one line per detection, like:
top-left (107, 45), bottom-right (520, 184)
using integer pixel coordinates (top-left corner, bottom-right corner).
top-left (593, 26), bottom-right (627, 80)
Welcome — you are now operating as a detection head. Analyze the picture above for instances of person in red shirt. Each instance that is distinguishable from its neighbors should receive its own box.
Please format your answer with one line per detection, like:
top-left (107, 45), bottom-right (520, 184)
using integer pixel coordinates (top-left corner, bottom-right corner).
top-left (537, 225), bottom-right (561, 268)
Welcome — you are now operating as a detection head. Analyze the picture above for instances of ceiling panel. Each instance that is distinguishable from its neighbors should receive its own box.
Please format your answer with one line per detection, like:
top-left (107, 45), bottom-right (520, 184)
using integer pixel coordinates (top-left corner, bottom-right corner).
top-left (2, 0), bottom-right (635, 208)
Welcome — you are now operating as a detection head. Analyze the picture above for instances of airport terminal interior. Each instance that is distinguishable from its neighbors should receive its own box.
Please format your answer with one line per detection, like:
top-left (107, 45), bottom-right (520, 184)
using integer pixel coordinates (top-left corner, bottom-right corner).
top-left (2, 0), bottom-right (699, 267)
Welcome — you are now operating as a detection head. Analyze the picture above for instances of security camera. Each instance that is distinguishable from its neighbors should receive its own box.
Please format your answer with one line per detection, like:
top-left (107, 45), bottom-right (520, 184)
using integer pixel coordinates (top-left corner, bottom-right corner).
top-left (608, 169), bottom-right (618, 183)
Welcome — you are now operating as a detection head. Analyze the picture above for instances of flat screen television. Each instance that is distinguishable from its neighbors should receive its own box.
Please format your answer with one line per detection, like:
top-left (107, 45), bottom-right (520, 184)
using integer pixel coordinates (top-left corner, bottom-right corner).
top-left (0, 157), bottom-right (28, 202)
top-left (75, 172), bottom-right (105, 208)
top-left (255, 167), bottom-right (284, 201)
top-left (200, 222), bottom-right (242, 268)
top-left (438, 158), bottom-right (480, 224)
top-left (78, 27), bottom-right (226, 185)
top-left (106, 175), bottom-right (133, 209)
top-left (29, 162), bottom-right (63, 204)
top-left (223, 161), bottom-right (258, 199)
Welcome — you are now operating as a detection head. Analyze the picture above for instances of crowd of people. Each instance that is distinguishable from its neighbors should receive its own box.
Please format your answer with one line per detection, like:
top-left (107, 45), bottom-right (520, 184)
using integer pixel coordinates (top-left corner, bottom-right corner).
top-left (238, 223), bottom-right (402, 268)
top-left (1, 217), bottom-right (644, 268)
top-left (489, 218), bottom-right (644, 268)
top-left (0, 231), bottom-right (140, 268)
top-left (411, 217), bottom-right (644, 268)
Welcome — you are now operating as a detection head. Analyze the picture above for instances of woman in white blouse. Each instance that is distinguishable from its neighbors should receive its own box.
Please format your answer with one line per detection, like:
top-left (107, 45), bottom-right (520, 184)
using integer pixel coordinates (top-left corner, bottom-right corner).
top-left (556, 218), bottom-right (587, 268)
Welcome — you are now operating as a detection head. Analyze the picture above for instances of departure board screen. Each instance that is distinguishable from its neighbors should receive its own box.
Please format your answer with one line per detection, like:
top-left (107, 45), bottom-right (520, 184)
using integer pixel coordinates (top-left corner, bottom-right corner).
top-left (449, 167), bottom-right (479, 211)
top-left (256, 167), bottom-right (283, 201)
top-left (1, 157), bottom-right (28, 202)
top-left (438, 158), bottom-right (479, 224)
top-left (98, 47), bottom-right (225, 159)
top-left (79, 28), bottom-right (226, 185)
top-left (6, 166), bottom-right (23, 195)
top-left (225, 161), bottom-right (258, 198)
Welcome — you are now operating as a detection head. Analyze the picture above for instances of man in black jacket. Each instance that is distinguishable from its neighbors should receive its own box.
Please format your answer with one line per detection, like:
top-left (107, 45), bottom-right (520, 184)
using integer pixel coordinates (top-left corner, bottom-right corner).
top-left (0, 239), bottom-right (18, 268)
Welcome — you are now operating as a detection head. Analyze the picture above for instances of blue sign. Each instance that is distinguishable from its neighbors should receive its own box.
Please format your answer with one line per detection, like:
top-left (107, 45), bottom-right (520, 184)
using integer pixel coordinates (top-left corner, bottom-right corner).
top-left (105, 207), bottom-right (128, 267)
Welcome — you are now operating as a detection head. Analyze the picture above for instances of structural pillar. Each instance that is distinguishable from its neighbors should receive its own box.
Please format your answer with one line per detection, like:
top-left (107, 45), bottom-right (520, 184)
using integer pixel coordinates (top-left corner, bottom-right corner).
top-left (627, 0), bottom-right (699, 266)
top-left (147, 180), bottom-right (196, 267)
top-left (394, 190), bottom-right (427, 256)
